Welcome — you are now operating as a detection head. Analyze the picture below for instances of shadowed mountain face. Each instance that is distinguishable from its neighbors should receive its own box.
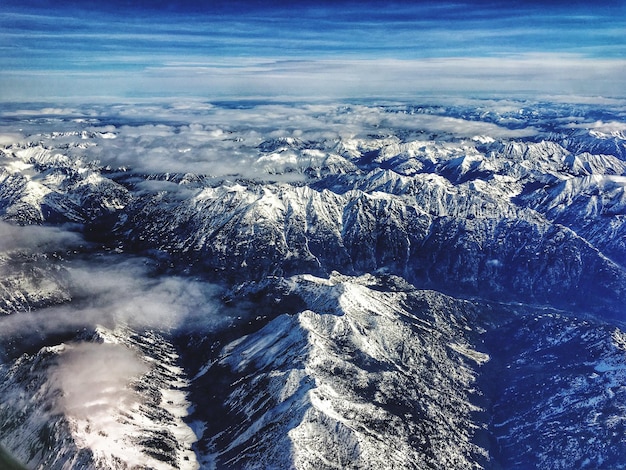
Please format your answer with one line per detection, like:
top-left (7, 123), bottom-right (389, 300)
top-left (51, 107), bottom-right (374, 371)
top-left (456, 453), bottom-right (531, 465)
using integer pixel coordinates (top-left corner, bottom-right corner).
top-left (0, 99), bottom-right (626, 469)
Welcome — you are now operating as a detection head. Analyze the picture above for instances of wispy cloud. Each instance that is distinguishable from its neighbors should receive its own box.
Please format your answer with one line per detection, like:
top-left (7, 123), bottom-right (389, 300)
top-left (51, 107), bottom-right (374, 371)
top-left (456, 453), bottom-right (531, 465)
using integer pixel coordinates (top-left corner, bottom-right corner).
top-left (0, 255), bottom-right (226, 345)
top-left (1, 100), bottom-right (539, 182)
top-left (49, 341), bottom-right (149, 420)
top-left (1, 1), bottom-right (625, 100)
top-left (0, 221), bottom-right (83, 252)
top-left (5, 55), bottom-right (623, 101)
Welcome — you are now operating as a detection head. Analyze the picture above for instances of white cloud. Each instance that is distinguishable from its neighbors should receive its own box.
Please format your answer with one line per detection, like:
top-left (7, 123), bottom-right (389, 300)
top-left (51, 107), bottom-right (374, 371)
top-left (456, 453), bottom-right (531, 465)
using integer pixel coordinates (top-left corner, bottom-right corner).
top-left (0, 132), bottom-right (25, 145)
top-left (49, 341), bottom-right (148, 420)
top-left (566, 120), bottom-right (626, 134)
top-left (60, 101), bottom-right (537, 177)
top-left (0, 99), bottom-right (553, 182)
top-left (64, 259), bottom-right (223, 331)
top-left (377, 113), bottom-right (538, 139)
top-left (2, 55), bottom-right (625, 102)
top-left (0, 255), bottom-right (226, 342)
top-left (46, 340), bottom-right (166, 469)
top-left (0, 221), bottom-right (83, 252)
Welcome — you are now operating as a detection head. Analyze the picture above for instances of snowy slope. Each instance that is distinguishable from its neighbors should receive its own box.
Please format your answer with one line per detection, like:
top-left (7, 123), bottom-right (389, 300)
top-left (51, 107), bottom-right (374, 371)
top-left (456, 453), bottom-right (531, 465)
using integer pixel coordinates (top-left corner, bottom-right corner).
top-left (194, 273), bottom-right (490, 469)
top-left (0, 326), bottom-right (199, 470)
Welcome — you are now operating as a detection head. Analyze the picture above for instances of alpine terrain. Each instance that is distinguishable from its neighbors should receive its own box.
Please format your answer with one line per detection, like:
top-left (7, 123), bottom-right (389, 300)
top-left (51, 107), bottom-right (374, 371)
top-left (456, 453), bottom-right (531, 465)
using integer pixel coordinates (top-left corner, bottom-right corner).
top-left (1, 99), bottom-right (626, 469)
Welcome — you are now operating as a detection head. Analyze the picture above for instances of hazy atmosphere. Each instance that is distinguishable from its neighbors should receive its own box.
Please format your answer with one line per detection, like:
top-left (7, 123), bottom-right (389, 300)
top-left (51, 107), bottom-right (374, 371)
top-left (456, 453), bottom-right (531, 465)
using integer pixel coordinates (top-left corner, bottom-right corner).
top-left (2, 0), bottom-right (625, 101)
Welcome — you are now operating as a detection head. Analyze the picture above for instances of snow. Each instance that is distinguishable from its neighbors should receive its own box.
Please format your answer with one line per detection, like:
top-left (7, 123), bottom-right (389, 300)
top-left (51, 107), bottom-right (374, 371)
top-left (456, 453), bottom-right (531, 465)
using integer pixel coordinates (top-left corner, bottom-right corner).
top-left (50, 341), bottom-right (153, 468)
top-left (160, 379), bottom-right (200, 469)
top-left (227, 183), bottom-right (247, 192)
top-left (21, 180), bottom-right (52, 207)
top-left (472, 135), bottom-right (495, 144)
top-left (2, 100), bottom-right (626, 469)
top-left (593, 361), bottom-right (626, 373)
top-left (39, 327), bottom-right (202, 470)
top-left (207, 273), bottom-right (489, 468)
top-left (448, 342), bottom-right (490, 365)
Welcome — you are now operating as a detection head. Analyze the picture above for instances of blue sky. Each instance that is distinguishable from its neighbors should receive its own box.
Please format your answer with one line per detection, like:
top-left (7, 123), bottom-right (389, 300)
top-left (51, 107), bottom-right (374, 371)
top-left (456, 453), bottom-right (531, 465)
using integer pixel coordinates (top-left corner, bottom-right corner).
top-left (1, 1), bottom-right (625, 101)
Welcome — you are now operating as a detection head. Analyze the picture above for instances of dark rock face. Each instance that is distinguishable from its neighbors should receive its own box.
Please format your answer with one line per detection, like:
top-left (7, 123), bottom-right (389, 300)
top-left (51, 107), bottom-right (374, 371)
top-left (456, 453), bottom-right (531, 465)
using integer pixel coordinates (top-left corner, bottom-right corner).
top-left (1, 100), bottom-right (626, 469)
top-left (482, 312), bottom-right (626, 469)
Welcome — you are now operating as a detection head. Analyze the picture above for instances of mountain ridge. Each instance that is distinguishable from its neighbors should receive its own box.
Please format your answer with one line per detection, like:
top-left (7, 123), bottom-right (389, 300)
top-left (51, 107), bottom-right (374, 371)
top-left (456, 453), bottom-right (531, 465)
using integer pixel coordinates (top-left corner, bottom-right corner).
top-left (1, 100), bottom-right (626, 468)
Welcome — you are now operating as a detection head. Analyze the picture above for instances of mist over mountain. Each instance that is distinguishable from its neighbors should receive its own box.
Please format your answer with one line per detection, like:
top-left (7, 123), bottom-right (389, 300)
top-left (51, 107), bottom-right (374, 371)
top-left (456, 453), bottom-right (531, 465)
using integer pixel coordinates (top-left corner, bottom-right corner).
top-left (1, 98), bottom-right (626, 469)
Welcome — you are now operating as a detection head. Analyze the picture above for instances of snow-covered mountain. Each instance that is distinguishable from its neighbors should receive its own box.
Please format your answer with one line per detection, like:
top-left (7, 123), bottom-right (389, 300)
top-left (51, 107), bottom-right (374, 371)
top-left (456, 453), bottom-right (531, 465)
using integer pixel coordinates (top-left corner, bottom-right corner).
top-left (0, 326), bottom-right (199, 469)
top-left (1, 99), bottom-right (626, 468)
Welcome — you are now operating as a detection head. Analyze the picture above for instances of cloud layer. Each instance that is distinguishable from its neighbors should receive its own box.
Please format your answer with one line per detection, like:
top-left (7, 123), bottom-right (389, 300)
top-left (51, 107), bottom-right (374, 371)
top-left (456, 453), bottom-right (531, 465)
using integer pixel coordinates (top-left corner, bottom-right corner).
top-left (1, 102), bottom-right (540, 178)
top-left (2, 56), bottom-right (626, 101)
top-left (0, 221), bottom-right (83, 252)
top-left (49, 341), bottom-right (149, 420)
top-left (1, 1), bottom-right (625, 100)
top-left (0, 254), bottom-right (226, 347)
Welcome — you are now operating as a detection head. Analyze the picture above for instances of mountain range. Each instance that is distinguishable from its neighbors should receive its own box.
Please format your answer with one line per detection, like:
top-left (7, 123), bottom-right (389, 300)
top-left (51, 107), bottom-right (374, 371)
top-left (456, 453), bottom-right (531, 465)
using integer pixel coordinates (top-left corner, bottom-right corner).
top-left (0, 99), bottom-right (625, 469)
